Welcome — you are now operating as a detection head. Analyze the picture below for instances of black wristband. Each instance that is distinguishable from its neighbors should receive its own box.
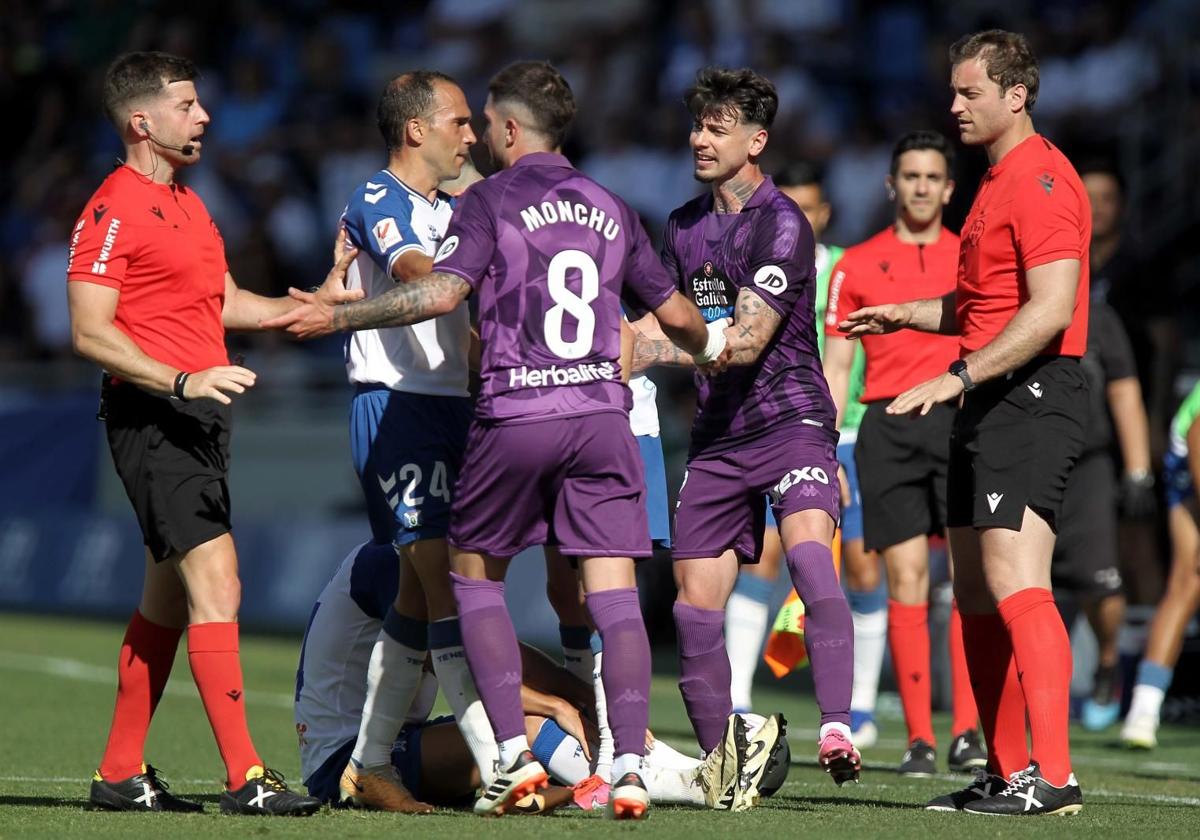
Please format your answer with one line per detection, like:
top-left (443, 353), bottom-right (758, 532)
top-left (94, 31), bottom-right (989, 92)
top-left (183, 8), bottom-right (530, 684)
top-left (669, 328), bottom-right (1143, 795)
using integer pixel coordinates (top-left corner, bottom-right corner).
top-left (173, 371), bottom-right (190, 401)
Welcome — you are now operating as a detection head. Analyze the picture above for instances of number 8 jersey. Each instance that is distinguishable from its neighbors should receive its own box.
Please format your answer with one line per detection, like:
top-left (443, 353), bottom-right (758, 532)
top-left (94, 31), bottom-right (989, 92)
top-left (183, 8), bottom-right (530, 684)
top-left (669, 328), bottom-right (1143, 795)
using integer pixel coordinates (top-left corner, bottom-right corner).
top-left (433, 151), bottom-right (676, 423)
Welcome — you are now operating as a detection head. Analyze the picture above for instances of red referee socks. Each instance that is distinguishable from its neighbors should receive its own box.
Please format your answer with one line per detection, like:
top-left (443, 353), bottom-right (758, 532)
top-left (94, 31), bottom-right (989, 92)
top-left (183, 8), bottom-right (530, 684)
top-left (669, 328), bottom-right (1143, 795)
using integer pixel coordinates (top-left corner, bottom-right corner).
top-left (887, 600), bottom-right (935, 745)
top-left (998, 587), bottom-right (1074, 786)
top-left (99, 610), bottom-right (183, 781)
top-left (961, 611), bottom-right (1029, 779)
top-left (187, 622), bottom-right (262, 787)
top-left (949, 602), bottom-right (980, 735)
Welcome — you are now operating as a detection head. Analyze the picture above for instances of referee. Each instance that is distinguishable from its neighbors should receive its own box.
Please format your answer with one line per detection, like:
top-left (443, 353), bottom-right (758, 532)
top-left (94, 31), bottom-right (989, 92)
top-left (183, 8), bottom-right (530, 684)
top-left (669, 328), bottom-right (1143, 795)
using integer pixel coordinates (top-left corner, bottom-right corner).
top-left (67, 52), bottom-right (351, 815)
top-left (842, 31), bottom-right (1089, 816)
top-left (825, 130), bottom-right (983, 777)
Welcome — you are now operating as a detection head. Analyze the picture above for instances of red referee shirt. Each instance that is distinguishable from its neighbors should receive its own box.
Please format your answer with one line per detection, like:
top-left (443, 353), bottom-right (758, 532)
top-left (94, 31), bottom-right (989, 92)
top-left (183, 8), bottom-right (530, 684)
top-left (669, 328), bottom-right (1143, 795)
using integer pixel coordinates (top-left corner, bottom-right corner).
top-left (66, 165), bottom-right (229, 373)
top-left (826, 227), bottom-right (961, 402)
top-left (956, 134), bottom-right (1091, 357)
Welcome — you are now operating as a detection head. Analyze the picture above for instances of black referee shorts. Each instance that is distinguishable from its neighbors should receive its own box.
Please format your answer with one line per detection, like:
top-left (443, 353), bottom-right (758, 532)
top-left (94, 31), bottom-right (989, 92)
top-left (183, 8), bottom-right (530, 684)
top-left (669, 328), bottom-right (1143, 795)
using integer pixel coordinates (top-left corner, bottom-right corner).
top-left (855, 400), bottom-right (954, 552)
top-left (1051, 450), bottom-right (1123, 596)
top-left (103, 378), bottom-right (233, 561)
top-left (947, 356), bottom-right (1088, 532)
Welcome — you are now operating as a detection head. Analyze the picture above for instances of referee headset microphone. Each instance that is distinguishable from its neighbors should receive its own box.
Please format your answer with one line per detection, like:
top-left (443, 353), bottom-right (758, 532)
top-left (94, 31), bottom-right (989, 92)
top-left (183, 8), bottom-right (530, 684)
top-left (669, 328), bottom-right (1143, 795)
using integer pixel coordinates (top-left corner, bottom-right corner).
top-left (140, 119), bottom-right (193, 156)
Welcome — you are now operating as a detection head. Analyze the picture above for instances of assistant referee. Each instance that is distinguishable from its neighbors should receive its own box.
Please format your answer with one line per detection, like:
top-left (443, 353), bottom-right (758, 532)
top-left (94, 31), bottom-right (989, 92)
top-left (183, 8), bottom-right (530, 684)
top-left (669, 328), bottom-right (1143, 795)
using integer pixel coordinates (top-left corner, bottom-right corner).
top-left (68, 51), bottom-right (351, 816)
top-left (841, 30), bottom-right (1089, 816)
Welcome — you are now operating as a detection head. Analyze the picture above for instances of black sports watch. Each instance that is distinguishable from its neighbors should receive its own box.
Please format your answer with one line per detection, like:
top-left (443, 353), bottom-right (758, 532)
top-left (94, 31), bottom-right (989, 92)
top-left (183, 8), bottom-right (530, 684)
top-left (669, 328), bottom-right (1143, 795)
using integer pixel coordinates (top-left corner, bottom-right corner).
top-left (948, 359), bottom-right (975, 392)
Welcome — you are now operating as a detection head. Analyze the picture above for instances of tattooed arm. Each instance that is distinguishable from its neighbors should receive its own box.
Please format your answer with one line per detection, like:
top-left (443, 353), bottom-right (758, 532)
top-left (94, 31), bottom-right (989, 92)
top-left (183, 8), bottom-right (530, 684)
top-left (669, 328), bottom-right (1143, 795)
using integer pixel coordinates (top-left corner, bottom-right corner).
top-left (262, 271), bottom-right (470, 339)
top-left (630, 312), bottom-right (693, 371)
top-left (721, 288), bottom-right (783, 365)
top-left (334, 272), bottom-right (469, 331)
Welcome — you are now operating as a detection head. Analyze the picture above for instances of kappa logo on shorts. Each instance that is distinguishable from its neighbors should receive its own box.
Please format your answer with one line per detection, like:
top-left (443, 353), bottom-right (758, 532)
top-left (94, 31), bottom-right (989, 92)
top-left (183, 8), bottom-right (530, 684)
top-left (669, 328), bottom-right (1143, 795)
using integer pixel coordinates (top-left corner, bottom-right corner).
top-left (770, 466), bottom-right (831, 503)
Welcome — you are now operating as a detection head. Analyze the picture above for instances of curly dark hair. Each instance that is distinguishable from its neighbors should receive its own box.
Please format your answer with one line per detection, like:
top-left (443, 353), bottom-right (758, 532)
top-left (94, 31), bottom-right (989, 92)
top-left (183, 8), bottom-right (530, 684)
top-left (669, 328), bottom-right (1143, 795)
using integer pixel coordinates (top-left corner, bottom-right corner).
top-left (684, 66), bottom-right (778, 129)
top-left (949, 30), bottom-right (1040, 112)
top-left (102, 51), bottom-right (198, 127)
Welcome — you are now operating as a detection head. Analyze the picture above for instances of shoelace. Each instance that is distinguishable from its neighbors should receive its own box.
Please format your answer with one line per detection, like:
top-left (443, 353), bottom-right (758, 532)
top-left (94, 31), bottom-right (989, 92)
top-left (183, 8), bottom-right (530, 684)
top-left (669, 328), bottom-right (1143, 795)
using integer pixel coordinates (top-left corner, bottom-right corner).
top-left (574, 775), bottom-right (609, 806)
top-left (996, 768), bottom-right (1036, 797)
top-left (257, 767), bottom-right (290, 791)
top-left (143, 765), bottom-right (170, 792)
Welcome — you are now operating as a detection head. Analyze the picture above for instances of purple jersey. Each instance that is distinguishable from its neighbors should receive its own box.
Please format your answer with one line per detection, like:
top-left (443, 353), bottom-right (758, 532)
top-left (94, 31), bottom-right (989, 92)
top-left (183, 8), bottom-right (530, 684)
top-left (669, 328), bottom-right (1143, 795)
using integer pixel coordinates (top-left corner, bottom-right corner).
top-left (663, 177), bottom-right (836, 455)
top-left (434, 152), bottom-right (674, 423)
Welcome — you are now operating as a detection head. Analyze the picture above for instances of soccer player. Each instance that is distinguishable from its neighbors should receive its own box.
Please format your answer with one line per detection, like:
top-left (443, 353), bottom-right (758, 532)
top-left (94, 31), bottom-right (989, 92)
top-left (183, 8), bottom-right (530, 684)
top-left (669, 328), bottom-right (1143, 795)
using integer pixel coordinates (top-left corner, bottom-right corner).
top-left (717, 162), bottom-right (885, 744)
top-left (69, 51), bottom-right (343, 815)
top-left (636, 67), bottom-right (860, 786)
top-left (843, 30), bottom-right (1090, 815)
top-left (1120, 381), bottom-right (1200, 748)
top-left (295, 542), bottom-right (785, 810)
top-left (266, 61), bottom-right (770, 819)
top-left (824, 130), bottom-right (984, 776)
top-left (332, 70), bottom-right (498, 813)
top-left (1051, 301), bottom-right (1149, 731)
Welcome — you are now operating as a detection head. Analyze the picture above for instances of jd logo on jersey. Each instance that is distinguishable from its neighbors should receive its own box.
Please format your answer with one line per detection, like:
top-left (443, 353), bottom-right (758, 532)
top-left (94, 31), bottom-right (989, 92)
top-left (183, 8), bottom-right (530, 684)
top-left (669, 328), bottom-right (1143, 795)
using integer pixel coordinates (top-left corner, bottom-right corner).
top-left (753, 264), bottom-right (788, 295)
top-left (689, 260), bottom-right (735, 321)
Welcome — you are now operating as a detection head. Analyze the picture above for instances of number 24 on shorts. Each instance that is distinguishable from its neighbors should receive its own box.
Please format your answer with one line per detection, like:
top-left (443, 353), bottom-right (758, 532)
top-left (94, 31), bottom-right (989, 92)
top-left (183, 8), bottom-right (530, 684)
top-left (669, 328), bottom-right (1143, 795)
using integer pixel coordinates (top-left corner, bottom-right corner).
top-left (378, 461), bottom-right (451, 512)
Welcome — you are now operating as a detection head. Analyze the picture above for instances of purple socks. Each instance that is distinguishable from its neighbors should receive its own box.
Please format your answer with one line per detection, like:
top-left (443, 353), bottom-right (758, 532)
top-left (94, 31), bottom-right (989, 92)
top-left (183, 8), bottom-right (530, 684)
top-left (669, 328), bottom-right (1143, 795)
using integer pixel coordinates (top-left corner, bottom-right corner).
top-left (450, 572), bottom-right (526, 742)
top-left (586, 587), bottom-right (650, 758)
top-left (673, 601), bottom-right (733, 753)
top-left (785, 541), bottom-right (853, 726)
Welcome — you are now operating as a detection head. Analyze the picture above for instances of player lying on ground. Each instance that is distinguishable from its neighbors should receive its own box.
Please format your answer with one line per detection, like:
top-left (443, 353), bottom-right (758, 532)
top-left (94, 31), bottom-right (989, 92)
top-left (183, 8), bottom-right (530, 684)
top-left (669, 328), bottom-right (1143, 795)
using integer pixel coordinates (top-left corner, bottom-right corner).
top-left (295, 542), bottom-right (791, 810)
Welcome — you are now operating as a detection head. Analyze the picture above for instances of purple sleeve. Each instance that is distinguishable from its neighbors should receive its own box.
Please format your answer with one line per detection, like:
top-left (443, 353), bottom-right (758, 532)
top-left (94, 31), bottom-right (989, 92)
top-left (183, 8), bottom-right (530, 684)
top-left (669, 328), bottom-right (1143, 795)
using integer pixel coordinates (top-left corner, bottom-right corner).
top-left (622, 219), bottom-right (676, 317)
top-left (736, 203), bottom-right (815, 317)
top-left (660, 214), bottom-right (681, 284)
top-left (432, 183), bottom-right (495, 289)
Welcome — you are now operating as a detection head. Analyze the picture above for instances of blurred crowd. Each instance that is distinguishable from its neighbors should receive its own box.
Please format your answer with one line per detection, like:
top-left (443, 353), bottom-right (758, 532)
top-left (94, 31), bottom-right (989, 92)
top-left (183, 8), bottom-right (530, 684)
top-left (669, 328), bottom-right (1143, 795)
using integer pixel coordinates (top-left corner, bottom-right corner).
top-left (3, 0), bottom-right (1198, 368)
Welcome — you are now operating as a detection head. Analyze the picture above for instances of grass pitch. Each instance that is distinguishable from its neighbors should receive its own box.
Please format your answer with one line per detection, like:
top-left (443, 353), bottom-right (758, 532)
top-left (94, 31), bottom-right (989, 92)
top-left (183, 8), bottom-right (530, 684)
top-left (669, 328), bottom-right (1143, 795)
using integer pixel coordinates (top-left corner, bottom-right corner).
top-left (0, 612), bottom-right (1196, 838)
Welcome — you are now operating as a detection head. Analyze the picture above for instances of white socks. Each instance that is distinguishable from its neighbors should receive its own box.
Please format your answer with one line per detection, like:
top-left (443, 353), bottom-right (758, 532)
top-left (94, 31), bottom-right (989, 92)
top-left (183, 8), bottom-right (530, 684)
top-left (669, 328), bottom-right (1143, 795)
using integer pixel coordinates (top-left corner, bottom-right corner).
top-left (498, 734), bottom-right (530, 768)
top-left (1127, 683), bottom-right (1165, 722)
top-left (351, 628), bottom-right (426, 768)
top-left (850, 606), bottom-right (887, 716)
top-left (430, 617), bottom-right (499, 785)
top-left (592, 648), bottom-right (615, 781)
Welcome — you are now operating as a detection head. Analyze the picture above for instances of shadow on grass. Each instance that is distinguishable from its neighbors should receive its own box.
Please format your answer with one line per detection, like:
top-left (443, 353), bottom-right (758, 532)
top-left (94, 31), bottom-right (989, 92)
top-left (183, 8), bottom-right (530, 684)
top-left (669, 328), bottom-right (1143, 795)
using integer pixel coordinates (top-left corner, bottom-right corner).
top-left (771, 793), bottom-right (919, 810)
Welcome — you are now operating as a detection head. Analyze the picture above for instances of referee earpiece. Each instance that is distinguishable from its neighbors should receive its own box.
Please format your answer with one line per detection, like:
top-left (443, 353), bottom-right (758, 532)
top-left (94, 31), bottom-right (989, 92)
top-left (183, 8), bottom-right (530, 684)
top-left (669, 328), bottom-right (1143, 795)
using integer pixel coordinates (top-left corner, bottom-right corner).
top-left (888, 188), bottom-right (896, 201)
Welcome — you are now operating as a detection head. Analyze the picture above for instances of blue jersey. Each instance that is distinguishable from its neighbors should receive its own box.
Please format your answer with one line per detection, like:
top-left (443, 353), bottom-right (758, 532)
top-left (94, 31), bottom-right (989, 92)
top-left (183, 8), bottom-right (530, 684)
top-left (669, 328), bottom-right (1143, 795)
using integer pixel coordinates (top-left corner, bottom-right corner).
top-left (340, 170), bottom-right (470, 396)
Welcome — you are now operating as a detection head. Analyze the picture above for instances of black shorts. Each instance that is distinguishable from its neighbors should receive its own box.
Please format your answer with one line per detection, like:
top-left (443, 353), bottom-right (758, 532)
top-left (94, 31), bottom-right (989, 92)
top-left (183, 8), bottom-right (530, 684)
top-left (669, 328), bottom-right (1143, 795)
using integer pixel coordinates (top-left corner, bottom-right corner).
top-left (1051, 451), bottom-right (1122, 596)
top-left (103, 379), bottom-right (233, 561)
top-left (855, 400), bottom-right (953, 552)
top-left (947, 356), bottom-right (1088, 532)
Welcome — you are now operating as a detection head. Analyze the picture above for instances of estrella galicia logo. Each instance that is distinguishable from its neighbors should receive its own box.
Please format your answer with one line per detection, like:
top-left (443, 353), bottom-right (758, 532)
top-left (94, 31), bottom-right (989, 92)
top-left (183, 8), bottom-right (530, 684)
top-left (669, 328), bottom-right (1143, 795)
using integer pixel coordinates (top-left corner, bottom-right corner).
top-left (689, 260), bottom-right (735, 322)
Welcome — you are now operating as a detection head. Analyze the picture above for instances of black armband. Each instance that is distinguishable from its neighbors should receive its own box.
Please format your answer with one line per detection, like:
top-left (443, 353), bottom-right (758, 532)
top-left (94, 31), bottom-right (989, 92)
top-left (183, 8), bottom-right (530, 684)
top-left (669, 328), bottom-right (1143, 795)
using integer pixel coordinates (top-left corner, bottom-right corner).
top-left (172, 371), bottom-right (190, 401)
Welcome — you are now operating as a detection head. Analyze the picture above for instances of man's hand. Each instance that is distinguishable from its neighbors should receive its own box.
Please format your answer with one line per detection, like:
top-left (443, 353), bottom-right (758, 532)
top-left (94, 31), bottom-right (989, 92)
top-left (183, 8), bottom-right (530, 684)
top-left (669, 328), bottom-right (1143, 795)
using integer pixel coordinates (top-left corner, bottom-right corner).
top-left (839, 303), bottom-right (913, 339)
top-left (551, 700), bottom-right (597, 762)
top-left (183, 364), bottom-right (257, 405)
top-left (313, 227), bottom-right (363, 308)
top-left (886, 372), bottom-right (963, 417)
top-left (260, 230), bottom-right (360, 338)
top-left (260, 289), bottom-right (333, 340)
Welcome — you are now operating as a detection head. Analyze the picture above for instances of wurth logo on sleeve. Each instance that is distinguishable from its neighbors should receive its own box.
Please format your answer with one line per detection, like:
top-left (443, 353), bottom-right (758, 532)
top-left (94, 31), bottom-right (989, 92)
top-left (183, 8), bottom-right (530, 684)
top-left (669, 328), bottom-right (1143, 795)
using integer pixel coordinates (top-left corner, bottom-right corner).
top-left (92, 217), bottom-right (122, 275)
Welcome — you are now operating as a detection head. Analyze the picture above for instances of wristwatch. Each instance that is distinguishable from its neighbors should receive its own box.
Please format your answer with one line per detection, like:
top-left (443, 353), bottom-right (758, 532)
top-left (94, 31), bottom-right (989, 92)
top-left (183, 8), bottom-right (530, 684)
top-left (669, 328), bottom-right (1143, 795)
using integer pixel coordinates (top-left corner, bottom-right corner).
top-left (948, 359), bottom-right (975, 392)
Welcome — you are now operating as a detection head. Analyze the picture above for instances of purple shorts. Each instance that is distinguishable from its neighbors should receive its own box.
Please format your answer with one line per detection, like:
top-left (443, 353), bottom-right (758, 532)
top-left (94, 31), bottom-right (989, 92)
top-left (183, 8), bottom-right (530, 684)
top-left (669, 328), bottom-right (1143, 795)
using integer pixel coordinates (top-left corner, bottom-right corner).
top-left (673, 429), bottom-right (841, 563)
top-left (448, 412), bottom-right (651, 559)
